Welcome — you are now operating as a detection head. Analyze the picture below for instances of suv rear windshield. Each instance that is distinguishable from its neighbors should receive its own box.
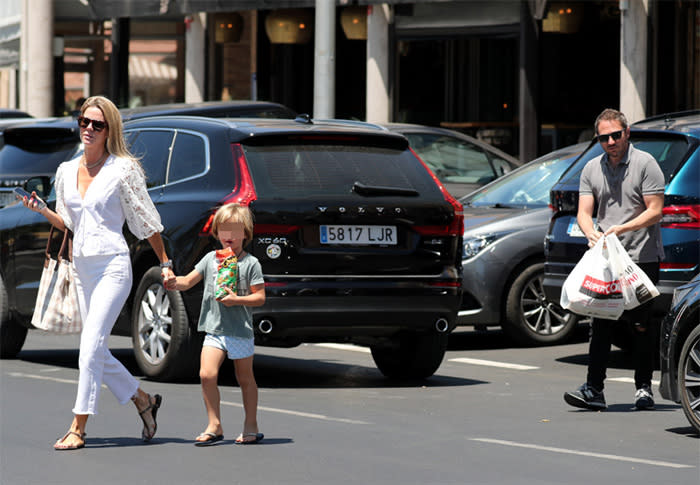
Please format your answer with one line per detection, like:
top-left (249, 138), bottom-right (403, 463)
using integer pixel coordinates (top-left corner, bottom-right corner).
top-left (558, 135), bottom-right (691, 187)
top-left (243, 143), bottom-right (441, 198)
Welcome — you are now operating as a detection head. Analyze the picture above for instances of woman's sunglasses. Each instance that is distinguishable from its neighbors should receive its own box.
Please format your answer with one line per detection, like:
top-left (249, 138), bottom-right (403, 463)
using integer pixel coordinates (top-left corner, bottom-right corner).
top-left (596, 130), bottom-right (623, 143)
top-left (77, 116), bottom-right (108, 132)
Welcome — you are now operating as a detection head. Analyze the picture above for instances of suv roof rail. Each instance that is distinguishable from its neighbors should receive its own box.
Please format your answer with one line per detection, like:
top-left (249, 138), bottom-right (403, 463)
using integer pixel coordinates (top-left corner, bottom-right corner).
top-left (313, 118), bottom-right (388, 131)
top-left (633, 110), bottom-right (700, 125)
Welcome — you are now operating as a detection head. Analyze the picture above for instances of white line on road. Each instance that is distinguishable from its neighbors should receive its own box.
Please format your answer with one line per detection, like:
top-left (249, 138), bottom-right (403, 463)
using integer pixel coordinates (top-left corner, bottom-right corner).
top-left (312, 343), bottom-right (371, 353)
top-left (449, 358), bottom-right (539, 370)
top-left (9, 371), bottom-right (80, 385)
top-left (608, 377), bottom-right (661, 386)
top-left (470, 438), bottom-right (694, 469)
top-left (221, 400), bottom-right (370, 425)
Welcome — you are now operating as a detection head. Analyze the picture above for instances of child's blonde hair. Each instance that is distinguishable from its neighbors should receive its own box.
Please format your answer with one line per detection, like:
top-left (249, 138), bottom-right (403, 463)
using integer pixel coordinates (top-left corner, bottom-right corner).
top-left (211, 203), bottom-right (255, 247)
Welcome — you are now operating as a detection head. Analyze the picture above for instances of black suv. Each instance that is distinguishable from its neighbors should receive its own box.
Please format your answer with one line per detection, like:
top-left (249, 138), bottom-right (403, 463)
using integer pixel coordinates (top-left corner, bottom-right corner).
top-left (0, 116), bottom-right (463, 380)
top-left (544, 111), bottom-right (700, 333)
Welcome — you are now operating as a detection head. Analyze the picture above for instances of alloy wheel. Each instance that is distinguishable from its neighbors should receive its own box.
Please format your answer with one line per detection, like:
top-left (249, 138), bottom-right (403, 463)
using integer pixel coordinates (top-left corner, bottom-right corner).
top-left (136, 283), bottom-right (173, 365)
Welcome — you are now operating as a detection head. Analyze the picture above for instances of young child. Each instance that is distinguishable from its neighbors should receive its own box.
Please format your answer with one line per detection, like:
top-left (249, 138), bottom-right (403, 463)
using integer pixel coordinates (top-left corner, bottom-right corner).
top-left (165, 203), bottom-right (266, 446)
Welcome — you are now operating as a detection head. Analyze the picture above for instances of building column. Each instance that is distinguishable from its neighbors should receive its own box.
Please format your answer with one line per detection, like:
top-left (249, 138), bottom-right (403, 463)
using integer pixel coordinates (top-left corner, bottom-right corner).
top-left (20, 0), bottom-right (53, 117)
top-left (185, 13), bottom-right (206, 103)
top-left (314, 0), bottom-right (335, 119)
top-left (366, 4), bottom-right (391, 123)
top-left (620, 0), bottom-right (648, 123)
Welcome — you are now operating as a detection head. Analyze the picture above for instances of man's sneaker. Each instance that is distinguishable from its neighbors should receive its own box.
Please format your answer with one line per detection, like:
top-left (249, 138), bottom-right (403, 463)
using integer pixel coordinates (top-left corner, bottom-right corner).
top-left (634, 385), bottom-right (655, 410)
top-left (564, 383), bottom-right (607, 410)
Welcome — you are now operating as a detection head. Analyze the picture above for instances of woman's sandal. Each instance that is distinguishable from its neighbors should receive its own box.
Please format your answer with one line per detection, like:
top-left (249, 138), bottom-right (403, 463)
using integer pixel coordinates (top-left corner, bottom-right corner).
top-left (54, 431), bottom-right (86, 451)
top-left (137, 393), bottom-right (162, 442)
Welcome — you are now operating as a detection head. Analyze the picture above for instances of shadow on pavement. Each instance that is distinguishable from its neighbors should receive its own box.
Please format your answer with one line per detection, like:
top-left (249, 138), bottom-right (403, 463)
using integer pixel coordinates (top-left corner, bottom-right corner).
top-left (15, 345), bottom-right (485, 389)
top-left (665, 426), bottom-right (699, 438)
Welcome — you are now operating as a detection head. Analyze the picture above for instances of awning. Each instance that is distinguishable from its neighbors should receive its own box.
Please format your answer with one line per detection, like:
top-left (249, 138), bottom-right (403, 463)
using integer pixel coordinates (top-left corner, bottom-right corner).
top-left (129, 56), bottom-right (177, 85)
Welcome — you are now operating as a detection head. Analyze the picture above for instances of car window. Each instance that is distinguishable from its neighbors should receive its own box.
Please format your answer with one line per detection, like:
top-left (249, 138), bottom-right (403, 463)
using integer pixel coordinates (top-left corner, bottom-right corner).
top-left (466, 155), bottom-right (577, 207)
top-left (243, 143), bottom-right (440, 198)
top-left (558, 135), bottom-right (690, 187)
top-left (404, 133), bottom-right (496, 184)
top-left (490, 156), bottom-right (515, 177)
top-left (167, 131), bottom-right (207, 183)
top-left (127, 129), bottom-right (173, 188)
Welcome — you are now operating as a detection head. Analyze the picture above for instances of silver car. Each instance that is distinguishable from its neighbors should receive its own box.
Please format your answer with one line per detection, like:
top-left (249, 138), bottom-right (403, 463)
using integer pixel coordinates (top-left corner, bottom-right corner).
top-left (457, 142), bottom-right (590, 345)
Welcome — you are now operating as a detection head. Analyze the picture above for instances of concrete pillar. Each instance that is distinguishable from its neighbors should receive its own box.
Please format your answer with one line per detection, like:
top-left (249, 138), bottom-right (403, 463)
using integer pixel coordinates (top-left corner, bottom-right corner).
top-left (20, 0), bottom-right (53, 117)
top-left (313, 0), bottom-right (335, 119)
top-left (620, 0), bottom-right (648, 123)
top-left (185, 13), bottom-right (206, 103)
top-left (366, 4), bottom-right (391, 123)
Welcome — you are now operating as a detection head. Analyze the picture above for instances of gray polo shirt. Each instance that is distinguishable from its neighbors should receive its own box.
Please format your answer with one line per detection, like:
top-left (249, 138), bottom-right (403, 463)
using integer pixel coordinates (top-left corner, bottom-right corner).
top-left (580, 143), bottom-right (665, 263)
top-left (194, 251), bottom-right (265, 338)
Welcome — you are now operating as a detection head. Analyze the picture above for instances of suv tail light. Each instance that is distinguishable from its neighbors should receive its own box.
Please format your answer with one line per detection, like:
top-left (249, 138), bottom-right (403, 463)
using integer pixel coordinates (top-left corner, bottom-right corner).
top-left (200, 143), bottom-right (258, 236)
top-left (661, 205), bottom-right (700, 229)
top-left (411, 148), bottom-right (464, 236)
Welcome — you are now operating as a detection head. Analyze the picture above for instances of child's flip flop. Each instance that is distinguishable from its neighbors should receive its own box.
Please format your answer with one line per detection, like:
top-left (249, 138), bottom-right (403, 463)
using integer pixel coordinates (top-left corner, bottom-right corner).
top-left (235, 432), bottom-right (264, 445)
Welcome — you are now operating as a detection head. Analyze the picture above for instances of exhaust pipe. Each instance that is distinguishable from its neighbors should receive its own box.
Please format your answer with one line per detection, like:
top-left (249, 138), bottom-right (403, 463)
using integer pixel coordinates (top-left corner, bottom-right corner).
top-left (258, 319), bottom-right (273, 334)
top-left (435, 318), bottom-right (449, 333)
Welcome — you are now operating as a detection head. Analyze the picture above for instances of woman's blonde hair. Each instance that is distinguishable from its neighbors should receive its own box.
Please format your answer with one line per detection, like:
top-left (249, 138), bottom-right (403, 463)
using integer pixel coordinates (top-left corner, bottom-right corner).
top-left (80, 95), bottom-right (137, 161)
top-left (211, 203), bottom-right (255, 247)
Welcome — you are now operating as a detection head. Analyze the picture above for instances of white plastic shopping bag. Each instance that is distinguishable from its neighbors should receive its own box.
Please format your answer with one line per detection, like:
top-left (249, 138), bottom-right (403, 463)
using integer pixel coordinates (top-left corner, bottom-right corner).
top-left (560, 236), bottom-right (624, 320)
top-left (606, 234), bottom-right (659, 310)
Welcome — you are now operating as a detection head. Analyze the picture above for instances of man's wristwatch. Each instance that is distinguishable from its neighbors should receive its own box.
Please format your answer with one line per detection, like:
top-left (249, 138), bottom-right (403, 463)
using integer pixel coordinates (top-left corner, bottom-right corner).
top-left (159, 260), bottom-right (173, 269)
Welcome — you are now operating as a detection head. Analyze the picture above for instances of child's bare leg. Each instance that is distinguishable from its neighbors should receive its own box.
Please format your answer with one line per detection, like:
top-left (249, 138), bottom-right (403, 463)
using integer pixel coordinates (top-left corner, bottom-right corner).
top-left (195, 345), bottom-right (226, 441)
top-left (234, 355), bottom-right (259, 442)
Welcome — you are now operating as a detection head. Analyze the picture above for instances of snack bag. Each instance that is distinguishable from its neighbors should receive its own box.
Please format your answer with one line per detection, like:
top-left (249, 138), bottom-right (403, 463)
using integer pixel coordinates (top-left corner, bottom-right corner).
top-left (214, 247), bottom-right (238, 300)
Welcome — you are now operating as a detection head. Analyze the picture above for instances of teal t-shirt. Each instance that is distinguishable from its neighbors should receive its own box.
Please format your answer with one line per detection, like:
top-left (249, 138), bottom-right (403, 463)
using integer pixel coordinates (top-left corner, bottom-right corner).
top-left (194, 250), bottom-right (265, 338)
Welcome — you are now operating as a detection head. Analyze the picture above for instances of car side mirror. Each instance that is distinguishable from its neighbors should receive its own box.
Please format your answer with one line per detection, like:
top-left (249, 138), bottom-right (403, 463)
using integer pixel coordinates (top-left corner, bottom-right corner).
top-left (24, 176), bottom-right (52, 199)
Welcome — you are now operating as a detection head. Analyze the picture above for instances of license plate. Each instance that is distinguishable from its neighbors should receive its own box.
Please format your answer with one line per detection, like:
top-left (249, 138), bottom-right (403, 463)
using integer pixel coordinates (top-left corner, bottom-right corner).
top-left (320, 225), bottom-right (397, 245)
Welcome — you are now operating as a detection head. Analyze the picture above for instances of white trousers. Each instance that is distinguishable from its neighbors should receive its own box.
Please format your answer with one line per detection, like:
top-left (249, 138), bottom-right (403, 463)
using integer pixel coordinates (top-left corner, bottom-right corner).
top-left (72, 253), bottom-right (138, 415)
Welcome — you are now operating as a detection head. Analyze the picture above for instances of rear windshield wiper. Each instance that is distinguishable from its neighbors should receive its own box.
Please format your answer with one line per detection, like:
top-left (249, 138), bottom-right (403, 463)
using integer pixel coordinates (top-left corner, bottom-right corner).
top-left (352, 181), bottom-right (419, 197)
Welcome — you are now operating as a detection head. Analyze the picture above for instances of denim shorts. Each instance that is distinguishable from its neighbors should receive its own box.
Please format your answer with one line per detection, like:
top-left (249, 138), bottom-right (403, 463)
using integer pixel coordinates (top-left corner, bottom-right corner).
top-left (203, 333), bottom-right (254, 360)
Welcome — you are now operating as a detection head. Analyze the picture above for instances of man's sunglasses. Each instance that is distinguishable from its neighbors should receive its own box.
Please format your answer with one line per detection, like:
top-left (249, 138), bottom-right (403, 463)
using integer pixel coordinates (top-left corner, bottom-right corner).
top-left (77, 116), bottom-right (108, 132)
top-left (596, 130), bottom-right (623, 143)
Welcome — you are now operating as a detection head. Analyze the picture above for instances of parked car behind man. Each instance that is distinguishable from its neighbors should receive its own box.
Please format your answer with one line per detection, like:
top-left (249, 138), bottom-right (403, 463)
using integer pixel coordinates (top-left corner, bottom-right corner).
top-left (457, 142), bottom-right (590, 345)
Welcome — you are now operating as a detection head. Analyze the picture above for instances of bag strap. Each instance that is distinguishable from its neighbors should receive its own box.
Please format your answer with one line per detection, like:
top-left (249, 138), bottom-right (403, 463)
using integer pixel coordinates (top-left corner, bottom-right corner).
top-left (57, 229), bottom-right (71, 263)
top-left (44, 225), bottom-right (55, 260)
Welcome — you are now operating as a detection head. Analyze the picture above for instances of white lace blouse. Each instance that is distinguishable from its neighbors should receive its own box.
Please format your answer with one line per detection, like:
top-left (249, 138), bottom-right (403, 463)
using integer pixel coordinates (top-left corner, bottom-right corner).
top-left (55, 155), bottom-right (164, 257)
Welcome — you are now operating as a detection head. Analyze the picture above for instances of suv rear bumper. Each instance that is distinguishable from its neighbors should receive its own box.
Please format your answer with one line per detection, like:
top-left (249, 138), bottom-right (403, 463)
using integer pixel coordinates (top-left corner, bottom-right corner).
top-left (252, 293), bottom-right (460, 339)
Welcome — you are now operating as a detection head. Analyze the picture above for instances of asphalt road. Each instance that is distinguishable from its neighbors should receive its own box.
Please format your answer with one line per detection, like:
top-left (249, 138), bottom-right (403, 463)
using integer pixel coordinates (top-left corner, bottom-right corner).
top-left (1, 327), bottom-right (698, 485)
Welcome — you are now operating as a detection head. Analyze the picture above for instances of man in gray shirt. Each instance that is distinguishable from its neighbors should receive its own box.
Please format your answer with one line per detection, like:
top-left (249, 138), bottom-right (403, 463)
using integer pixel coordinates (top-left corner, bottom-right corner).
top-left (564, 108), bottom-right (665, 411)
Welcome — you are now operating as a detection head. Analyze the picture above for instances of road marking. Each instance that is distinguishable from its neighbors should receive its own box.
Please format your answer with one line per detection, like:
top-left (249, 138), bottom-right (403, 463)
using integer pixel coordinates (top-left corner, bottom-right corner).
top-left (8, 371), bottom-right (108, 388)
top-left (608, 377), bottom-right (661, 386)
top-left (449, 358), bottom-right (539, 370)
top-left (470, 438), bottom-right (693, 469)
top-left (221, 400), bottom-right (370, 425)
top-left (312, 343), bottom-right (371, 354)
top-left (9, 371), bottom-right (79, 385)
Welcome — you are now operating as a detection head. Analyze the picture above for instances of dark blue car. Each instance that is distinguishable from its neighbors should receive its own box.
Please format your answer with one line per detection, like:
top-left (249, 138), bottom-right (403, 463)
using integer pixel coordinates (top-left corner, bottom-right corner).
top-left (543, 111), bottom-right (700, 337)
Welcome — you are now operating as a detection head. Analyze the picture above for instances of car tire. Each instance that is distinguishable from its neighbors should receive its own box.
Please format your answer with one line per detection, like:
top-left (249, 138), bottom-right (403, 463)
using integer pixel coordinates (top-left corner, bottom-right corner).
top-left (0, 275), bottom-right (28, 359)
top-left (678, 323), bottom-right (700, 433)
top-left (131, 267), bottom-right (198, 381)
top-left (502, 262), bottom-right (579, 346)
top-left (371, 332), bottom-right (448, 379)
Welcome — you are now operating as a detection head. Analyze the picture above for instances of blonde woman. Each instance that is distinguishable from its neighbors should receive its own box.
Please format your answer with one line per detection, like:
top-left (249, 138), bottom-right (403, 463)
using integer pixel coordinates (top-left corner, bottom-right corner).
top-left (20, 95), bottom-right (174, 450)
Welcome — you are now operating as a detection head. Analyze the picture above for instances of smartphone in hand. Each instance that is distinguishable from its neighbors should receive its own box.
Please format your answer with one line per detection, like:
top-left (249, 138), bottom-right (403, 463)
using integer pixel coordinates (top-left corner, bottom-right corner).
top-left (13, 187), bottom-right (47, 210)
